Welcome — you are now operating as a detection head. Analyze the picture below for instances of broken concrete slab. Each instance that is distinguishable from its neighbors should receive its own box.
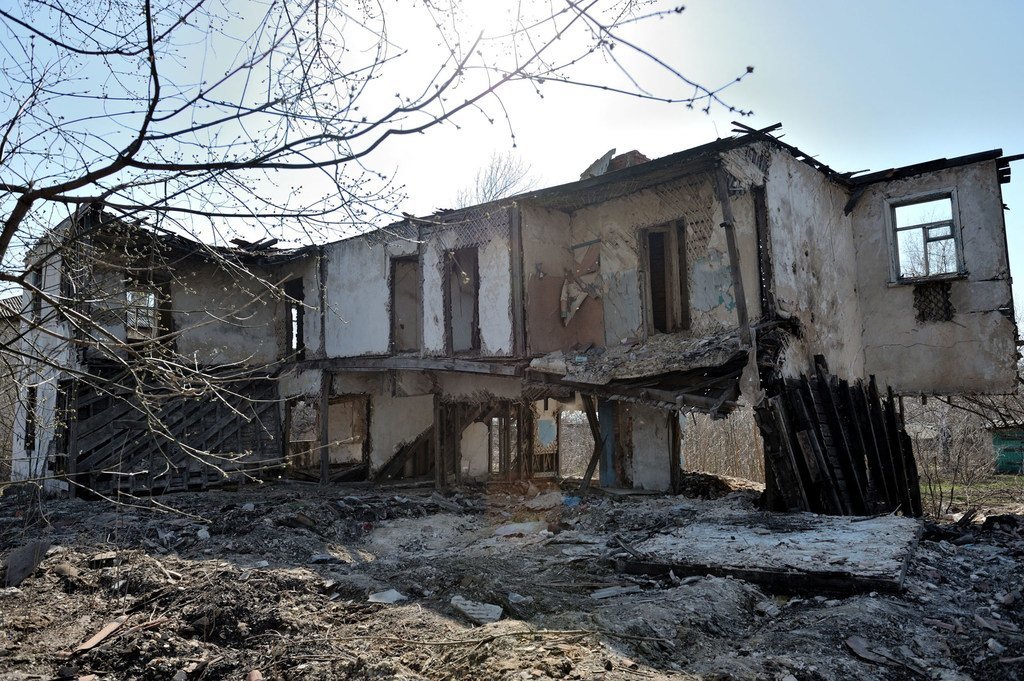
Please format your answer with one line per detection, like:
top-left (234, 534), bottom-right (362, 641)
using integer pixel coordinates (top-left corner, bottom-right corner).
top-left (88, 551), bottom-right (120, 569)
top-left (524, 491), bottom-right (564, 511)
top-left (450, 595), bottom-right (502, 624)
top-left (622, 508), bottom-right (922, 595)
top-left (368, 589), bottom-right (408, 604)
top-left (3, 541), bottom-right (51, 587)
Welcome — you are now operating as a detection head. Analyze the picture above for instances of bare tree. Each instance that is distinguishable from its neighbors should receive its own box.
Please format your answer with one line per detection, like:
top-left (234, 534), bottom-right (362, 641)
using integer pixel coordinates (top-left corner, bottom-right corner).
top-left (455, 151), bottom-right (538, 208)
top-left (0, 0), bottom-right (753, 492)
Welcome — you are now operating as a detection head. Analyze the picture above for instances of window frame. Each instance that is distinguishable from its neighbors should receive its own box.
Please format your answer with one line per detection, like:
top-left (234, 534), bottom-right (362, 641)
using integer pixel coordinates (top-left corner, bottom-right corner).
top-left (444, 246), bottom-right (480, 356)
top-left (640, 220), bottom-right (689, 335)
top-left (24, 385), bottom-right (37, 453)
top-left (125, 287), bottom-right (160, 340)
top-left (283, 278), bottom-right (306, 360)
top-left (389, 255), bottom-right (422, 353)
top-left (886, 189), bottom-right (965, 284)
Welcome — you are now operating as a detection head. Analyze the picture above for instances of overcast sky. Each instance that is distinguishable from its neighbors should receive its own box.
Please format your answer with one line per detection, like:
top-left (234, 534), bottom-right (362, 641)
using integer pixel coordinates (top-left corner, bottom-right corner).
top-left (369, 0), bottom-right (1024, 318)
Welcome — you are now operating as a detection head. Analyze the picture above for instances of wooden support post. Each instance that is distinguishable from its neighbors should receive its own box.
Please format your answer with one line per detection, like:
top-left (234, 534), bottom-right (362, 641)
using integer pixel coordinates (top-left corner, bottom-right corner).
top-left (580, 394), bottom-right (603, 494)
top-left (318, 371), bottom-right (329, 485)
top-left (433, 395), bottom-right (443, 489)
top-left (712, 168), bottom-right (752, 347)
top-left (509, 205), bottom-right (527, 357)
top-left (66, 380), bottom-right (79, 499)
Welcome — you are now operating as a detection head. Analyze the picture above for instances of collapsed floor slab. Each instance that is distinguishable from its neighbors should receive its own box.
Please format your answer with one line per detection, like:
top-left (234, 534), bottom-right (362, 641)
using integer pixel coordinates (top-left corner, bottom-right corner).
top-left (619, 509), bottom-right (921, 595)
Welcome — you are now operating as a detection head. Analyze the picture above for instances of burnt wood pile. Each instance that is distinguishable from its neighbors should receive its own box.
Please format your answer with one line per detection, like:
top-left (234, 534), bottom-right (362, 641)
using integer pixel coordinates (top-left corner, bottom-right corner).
top-left (756, 360), bottom-right (923, 516)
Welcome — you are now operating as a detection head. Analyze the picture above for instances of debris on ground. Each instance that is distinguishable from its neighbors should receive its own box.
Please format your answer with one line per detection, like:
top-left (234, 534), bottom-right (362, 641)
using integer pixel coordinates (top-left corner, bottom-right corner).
top-left (0, 479), bottom-right (1021, 680)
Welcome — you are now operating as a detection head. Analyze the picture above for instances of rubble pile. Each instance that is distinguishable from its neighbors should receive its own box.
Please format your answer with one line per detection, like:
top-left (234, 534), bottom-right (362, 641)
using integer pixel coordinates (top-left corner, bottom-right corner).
top-left (0, 479), bottom-right (1022, 680)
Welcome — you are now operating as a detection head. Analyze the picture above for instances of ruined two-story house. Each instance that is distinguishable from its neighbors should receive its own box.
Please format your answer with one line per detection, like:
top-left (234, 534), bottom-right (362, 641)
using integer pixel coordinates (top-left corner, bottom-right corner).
top-left (8, 125), bottom-right (1019, 513)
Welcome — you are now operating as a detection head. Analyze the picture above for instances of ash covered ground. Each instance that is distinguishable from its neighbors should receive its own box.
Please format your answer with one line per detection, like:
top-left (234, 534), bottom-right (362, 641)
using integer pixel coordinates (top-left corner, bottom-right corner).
top-left (1, 476), bottom-right (1022, 680)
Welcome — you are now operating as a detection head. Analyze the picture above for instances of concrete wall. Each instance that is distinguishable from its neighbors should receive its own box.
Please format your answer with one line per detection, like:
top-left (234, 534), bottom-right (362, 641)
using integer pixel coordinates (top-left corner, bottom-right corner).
top-left (627, 404), bottom-right (674, 492)
top-left (759, 145), bottom-right (866, 380)
top-left (851, 161), bottom-right (1017, 393)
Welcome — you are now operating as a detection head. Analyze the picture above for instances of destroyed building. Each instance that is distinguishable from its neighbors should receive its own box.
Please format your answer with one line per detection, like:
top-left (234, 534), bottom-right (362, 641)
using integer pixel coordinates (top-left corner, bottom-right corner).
top-left (7, 125), bottom-right (1020, 513)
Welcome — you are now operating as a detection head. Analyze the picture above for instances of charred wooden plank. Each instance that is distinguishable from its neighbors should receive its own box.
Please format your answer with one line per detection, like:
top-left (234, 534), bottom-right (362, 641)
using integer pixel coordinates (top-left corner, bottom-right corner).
top-left (616, 558), bottom-right (907, 596)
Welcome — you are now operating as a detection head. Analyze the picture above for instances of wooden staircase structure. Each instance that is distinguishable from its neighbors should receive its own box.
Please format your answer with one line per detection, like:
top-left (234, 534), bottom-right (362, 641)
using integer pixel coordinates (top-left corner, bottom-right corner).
top-left (66, 372), bottom-right (281, 496)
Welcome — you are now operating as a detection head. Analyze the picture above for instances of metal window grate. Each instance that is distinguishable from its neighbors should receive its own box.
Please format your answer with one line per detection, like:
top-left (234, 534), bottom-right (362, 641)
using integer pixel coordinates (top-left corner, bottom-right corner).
top-left (913, 281), bottom-right (955, 323)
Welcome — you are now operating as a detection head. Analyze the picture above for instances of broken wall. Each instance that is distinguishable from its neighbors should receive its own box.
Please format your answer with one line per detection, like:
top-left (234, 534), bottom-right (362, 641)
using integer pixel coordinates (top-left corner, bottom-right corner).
top-left (171, 259), bottom-right (282, 366)
top-left (460, 421), bottom-right (489, 479)
top-left (851, 161), bottom-right (1017, 393)
top-left (561, 172), bottom-right (762, 346)
top-left (322, 237), bottom-right (405, 357)
top-left (626, 403), bottom-right (675, 491)
top-left (275, 255), bottom-right (323, 359)
top-left (758, 145), bottom-right (867, 380)
top-left (420, 208), bottom-right (515, 357)
top-left (13, 243), bottom-right (80, 488)
top-left (331, 372), bottom-right (433, 474)
top-left (519, 204), bottom-right (604, 354)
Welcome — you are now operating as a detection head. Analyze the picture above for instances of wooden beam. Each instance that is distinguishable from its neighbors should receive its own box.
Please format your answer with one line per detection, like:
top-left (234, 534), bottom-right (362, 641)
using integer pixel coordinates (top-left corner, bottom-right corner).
top-left (306, 355), bottom-right (524, 377)
top-left (509, 204), bottom-right (527, 357)
top-left (579, 394), bottom-right (603, 494)
top-left (711, 168), bottom-right (752, 347)
top-left (524, 369), bottom-right (741, 414)
top-left (319, 372), bottom-right (329, 484)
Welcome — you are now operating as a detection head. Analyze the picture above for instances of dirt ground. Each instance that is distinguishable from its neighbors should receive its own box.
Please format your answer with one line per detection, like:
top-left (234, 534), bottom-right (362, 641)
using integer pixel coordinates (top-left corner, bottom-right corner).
top-left (1, 476), bottom-right (1022, 681)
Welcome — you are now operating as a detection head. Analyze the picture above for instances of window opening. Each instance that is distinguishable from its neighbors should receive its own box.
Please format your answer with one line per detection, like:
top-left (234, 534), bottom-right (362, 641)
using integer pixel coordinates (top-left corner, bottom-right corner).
top-left (892, 195), bottom-right (960, 280)
top-left (647, 231), bottom-right (669, 333)
top-left (30, 269), bottom-right (42, 324)
top-left (24, 386), bottom-right (37, 452)
top-left (391, 257), bottom-right (421, 352)
top-left (284, 278), bottom-right (305, 359)
top-left (642, 221), bottom-right (688, 334)
top-left (126, 288), bottom-right (159, 340)
top-left (446, 247), bottom-right (479, 354)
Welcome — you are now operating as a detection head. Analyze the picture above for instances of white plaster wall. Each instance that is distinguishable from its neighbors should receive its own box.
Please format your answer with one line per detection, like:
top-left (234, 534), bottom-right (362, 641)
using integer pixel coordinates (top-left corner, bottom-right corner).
top-left (422, 244), bottom-right (446, 354)
top-left (12, 247), bottom-right (77, 489)
top-left (851, 161), bottom-right (1017, 393)
top-left (368, 391), bottom-right (433, 472)
top-left (478, 238), bottom-right (514, 355)
top-left (10, 373), bottom-right (63, 490)
top-left (278, 367), bottom-right (322, 399)
top-left (435, 373), bottom-right (525, 402)
top-left (420, 217), bottom-right (514, 357)
top-left (763, 146), bottom-right (866, 381)
top-left (460, 421), bottom-right (489, 479)
top-left (323, 238), bottom-right (391, 357)
top-left (629, 404), bottom-right (673, 492)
